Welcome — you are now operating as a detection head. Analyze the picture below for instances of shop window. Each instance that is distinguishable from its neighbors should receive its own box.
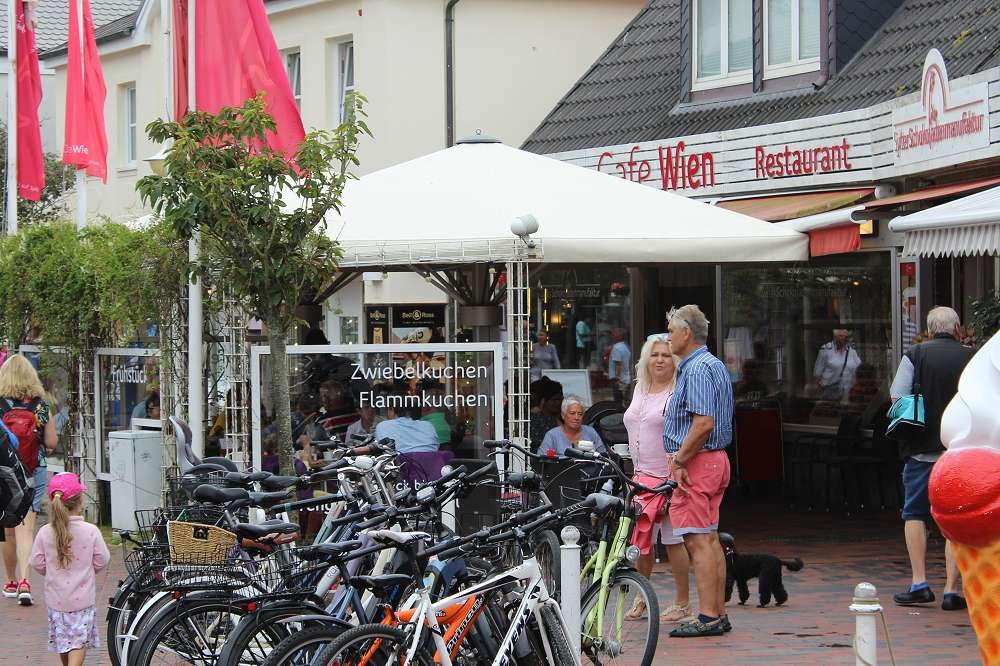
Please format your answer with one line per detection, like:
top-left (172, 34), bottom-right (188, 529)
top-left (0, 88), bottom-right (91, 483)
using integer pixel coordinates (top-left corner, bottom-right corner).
top-left (97, 352), bottom-right (160, 477)
top-left (722, 252), bottom-right (892, 428)
top-left (692, 0), bottom-right (753, 91)
top-left (764, 0), bottom-right (820, 79)
top-left (530, 266), bottom-right (632, 406)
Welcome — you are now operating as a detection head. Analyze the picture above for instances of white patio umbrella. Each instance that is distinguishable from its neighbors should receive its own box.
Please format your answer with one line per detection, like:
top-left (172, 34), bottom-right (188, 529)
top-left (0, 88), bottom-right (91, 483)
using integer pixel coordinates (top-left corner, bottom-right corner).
top-left (324, 139), bottom-right (808, 267)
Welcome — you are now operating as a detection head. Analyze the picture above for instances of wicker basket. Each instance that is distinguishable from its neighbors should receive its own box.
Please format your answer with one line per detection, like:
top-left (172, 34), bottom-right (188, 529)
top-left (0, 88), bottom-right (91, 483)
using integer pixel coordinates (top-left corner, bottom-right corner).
top-left (167, 521), bottom-right (237, 564)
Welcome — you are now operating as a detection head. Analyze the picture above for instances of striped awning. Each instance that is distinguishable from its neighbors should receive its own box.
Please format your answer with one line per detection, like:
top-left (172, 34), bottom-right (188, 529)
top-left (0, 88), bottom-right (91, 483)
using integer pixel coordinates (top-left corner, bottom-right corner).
top-left (890, 185), bottom-right (1000, 258)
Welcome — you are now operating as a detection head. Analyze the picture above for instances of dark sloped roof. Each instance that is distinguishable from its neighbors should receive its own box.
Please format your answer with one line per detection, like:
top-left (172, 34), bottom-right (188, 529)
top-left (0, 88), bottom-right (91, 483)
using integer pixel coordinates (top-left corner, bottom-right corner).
top-left (523, 0), bottom-right (1000, 154)
top-left (0, 1), bottom-right (142, 55)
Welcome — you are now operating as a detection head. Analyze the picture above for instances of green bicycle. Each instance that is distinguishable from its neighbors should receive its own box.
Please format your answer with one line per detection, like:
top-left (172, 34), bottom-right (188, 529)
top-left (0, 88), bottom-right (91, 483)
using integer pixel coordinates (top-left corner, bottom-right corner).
top-left (566, 448), bottom-right (675, 666)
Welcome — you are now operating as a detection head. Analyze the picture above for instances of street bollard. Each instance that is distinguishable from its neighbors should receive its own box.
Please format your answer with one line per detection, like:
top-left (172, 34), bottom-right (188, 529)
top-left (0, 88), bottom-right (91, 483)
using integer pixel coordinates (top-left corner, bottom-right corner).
top-left (560, 525), bottom-right (582, 666)
top-left (440, 465), bottom-right (457, 532)
top-left (849, 582), bottom-right (882, 666)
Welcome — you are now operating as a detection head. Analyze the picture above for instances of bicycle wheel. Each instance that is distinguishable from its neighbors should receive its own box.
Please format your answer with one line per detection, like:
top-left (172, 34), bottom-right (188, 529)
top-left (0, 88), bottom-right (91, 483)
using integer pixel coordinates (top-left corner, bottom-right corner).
top-left (259, 625), bottom-right (347, 666)
top-left (131, 597), bottom-right (247, 666)
top-left (106, 576), bottom-right (151, 666)
top-left (540, 604), bottom-right (577, 664)
top-left (216, 605), bottom-right (309, 666)
top-left (533, 530), bottom-right (562, 601)
top-left (579, 569), bottom-right (658, 666)
top-left (313, 624), bottom-right (435, 666)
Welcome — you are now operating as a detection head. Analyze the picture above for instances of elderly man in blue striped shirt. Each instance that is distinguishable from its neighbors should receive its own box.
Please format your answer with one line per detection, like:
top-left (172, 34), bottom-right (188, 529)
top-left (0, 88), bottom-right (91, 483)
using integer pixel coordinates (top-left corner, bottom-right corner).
top-left (663, 304), bottom-right (734, 638)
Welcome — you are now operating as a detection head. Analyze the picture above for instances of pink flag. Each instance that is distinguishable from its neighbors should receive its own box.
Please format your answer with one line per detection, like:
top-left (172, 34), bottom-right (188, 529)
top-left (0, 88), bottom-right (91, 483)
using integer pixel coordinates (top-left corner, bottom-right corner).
top-left (16, 0), bottom-right (45, 200)
top-left (175, 0), bottom-right (305, 156)
top-left (62, 0), bottom-right (108, 182)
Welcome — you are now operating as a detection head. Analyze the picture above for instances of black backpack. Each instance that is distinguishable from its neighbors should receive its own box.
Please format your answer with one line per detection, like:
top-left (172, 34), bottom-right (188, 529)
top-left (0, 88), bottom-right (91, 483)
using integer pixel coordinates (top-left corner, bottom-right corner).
top-left (0, 421), bottom-right (34, 528)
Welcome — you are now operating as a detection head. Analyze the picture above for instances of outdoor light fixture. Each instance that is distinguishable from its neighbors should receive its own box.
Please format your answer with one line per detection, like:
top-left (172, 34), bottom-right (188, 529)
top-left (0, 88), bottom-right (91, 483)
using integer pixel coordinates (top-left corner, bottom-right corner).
top-left (144, 144), bottom-right (171, 176)
top-left (511, 214), bottom-right (539, 248)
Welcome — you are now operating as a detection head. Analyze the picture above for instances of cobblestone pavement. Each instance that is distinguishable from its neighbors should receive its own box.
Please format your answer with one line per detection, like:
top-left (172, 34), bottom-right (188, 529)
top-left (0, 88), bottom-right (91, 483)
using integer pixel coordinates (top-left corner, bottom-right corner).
top-left (0, 501), bottom-right (982, 664)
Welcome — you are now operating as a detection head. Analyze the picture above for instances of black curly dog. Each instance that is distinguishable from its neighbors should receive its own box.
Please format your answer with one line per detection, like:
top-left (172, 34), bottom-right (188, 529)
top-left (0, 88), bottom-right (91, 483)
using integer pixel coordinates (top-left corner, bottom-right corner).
top-left (719, 532), bottom-right (804, 607)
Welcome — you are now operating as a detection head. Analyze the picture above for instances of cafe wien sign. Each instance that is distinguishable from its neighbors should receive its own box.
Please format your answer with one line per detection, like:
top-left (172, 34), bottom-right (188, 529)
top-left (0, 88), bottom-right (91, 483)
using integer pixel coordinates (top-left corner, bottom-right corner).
top-left (549, 49), bottom-right (1000, 198)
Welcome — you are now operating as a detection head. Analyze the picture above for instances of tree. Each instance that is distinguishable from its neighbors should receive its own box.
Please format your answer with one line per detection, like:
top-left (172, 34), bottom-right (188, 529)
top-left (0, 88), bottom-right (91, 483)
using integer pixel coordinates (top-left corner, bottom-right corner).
top-left (0, 124), bottom-right (77, 232)
top-left (137, 94), bottom-right (369, 473)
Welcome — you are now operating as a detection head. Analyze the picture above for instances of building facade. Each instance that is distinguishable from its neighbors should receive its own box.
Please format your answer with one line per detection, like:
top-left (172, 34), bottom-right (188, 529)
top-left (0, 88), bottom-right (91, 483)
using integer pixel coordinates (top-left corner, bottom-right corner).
top-left (522, 0), bottom-right (1000, 435)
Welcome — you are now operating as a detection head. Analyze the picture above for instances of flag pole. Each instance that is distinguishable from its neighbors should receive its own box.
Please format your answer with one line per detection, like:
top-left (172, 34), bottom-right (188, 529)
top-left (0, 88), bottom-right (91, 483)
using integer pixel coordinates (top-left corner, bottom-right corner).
top-left (6, 0), bottom-right (18, 235)
top-left (74, 0), bottom-right (86, 230)
top-left (187, 0), bottom-right (205, 456)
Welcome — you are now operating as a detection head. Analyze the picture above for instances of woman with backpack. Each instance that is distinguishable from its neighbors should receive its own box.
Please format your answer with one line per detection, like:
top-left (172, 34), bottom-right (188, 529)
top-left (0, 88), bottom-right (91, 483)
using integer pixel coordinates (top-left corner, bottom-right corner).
top-left (0, 354), bottom-right (58, 606)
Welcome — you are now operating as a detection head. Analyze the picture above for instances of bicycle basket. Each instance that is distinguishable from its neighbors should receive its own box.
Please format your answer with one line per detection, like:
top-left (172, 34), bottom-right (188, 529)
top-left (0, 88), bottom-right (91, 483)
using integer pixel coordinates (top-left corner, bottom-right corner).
top-left (167, 521), bottom-right (237, 564)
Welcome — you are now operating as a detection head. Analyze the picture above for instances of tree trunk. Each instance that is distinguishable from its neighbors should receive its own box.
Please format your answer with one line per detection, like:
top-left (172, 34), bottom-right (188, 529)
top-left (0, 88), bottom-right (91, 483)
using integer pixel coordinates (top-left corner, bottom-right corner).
top-left (266, 317), bottom-right (294, 475)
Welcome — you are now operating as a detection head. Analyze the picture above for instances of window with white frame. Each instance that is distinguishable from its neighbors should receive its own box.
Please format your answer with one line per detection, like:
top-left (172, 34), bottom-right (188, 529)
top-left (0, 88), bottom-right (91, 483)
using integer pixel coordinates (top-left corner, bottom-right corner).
top-left (286, 50), bottom-right (302, 109)
top-left (122, 83), bottom-right (137, 166)
top-left (765, 0), bottom-right (820, 78)
top-left (692, 0), bottom-right (752, 90)
top-left (338, 41), bottom-right (355, 121)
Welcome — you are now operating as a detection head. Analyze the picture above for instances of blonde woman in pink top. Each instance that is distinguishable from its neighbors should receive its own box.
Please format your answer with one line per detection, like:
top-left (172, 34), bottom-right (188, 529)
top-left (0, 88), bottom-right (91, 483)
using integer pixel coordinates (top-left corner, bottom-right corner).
top-left (29, 473), bottom-right (109, 664)
top-left (622, 333), bottom-right (692, 622)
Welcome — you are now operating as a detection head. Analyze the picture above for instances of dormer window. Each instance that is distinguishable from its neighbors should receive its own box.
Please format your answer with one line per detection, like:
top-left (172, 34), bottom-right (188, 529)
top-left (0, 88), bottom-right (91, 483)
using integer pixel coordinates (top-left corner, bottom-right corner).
top-left (692, 0), bottom-right (752, 91)
top-left (764, 0), bottom-right (820, 78)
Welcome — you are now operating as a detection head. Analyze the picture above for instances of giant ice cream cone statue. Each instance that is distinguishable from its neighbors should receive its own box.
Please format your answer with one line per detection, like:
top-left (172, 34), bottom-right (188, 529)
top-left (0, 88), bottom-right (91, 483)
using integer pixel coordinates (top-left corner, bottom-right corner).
top-left (929, 332), bottom-right (1000, 665)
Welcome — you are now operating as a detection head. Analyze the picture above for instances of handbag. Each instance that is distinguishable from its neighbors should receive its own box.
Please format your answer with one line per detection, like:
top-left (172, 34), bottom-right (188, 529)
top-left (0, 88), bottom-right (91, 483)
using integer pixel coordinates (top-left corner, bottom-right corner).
top-left (886, 348), bottom-right (925, 441)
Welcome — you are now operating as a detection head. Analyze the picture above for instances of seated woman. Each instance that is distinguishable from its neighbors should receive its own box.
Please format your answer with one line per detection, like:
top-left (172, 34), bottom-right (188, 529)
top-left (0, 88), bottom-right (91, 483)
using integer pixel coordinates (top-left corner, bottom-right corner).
top-left (537, 395), bottom-right (606, 456)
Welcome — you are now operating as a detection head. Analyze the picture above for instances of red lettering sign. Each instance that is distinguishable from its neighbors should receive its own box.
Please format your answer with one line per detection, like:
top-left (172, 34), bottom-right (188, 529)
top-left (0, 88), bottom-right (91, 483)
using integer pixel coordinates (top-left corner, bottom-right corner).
top-left (754, 139), bottom-right (853, 179)
top-left (596, 143), bottom-right (716, 191)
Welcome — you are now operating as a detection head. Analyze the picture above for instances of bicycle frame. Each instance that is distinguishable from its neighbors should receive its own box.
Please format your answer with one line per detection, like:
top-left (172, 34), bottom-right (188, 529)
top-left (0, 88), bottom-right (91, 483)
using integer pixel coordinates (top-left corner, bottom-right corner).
top-left (401, 555), bottom-right (565, 666)
top-left (579, 503), bottom-right (636, 649)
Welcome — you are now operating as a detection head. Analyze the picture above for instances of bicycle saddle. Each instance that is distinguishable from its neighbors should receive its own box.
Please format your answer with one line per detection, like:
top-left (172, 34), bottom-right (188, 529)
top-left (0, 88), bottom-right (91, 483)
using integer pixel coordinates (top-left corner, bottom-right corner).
top-left (193, 485), bottom-right (250, 504)
top-left (351, 574), bottom-right (412, 593)
top-left (225, 471), bottom-right (271, 487)
top-left (508, 471), bottom-right (541, 492)
top-left (260, 475), bottom-right (300, 492)
top-left (583, 493), bottom-right (624, 516)
top-left (368, 530), bottom-right (431, 547)
top-left (248, 491), bottom-right (293, 509)
top-left (297, 540), bottom-right (364, 561)
top-left (235, 521), bottom-right (300, 540)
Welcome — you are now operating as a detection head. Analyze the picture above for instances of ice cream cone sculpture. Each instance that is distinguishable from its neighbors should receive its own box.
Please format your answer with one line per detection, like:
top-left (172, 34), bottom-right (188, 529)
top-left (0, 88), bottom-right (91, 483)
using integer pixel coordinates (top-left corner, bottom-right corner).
top-left (929, 333), bottom-right (1000, 666)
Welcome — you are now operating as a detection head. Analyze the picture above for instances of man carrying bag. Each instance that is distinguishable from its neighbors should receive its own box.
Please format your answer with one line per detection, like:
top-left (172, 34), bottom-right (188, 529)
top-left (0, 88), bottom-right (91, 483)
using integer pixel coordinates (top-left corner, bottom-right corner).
top-left (888, 307), bottom-right (974, 611)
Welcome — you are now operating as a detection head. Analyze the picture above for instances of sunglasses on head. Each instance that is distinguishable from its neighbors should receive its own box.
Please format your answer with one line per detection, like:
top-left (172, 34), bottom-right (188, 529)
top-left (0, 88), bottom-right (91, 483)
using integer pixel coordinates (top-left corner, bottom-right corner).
top-left (646, 332), bottom-right (670, 342)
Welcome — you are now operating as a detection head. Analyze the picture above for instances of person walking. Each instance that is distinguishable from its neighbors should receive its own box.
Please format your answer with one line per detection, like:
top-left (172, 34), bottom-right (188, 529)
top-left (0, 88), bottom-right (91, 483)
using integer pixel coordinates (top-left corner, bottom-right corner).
top-left (30, 473), bottom-right (110, 664)
top-left (1, 354), bottom-right (58, 605)
top-left (530, 329), bottom-right (561, 381)
top-left (623, 333), bottom-right (692, 623)
top-left (889, 306), bottom-right (974, 611)
top-left (575, 317), bottom-right (593, 368)
top-left (662, 305), bottom-right (734, 638)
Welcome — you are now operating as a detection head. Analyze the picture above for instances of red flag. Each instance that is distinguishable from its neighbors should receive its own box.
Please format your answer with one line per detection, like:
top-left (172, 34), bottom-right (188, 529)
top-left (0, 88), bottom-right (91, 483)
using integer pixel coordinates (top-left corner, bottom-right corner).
top-left (15, 0), bottom-right (45, 201)
top-left (174, 0), bottom-right (305, 156)
top-left (62, 0), bottom-right (108, 182)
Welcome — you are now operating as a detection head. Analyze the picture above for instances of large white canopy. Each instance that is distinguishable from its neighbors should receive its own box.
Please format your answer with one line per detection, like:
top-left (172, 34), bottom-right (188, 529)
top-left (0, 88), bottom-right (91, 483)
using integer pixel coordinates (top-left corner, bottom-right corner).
top-left (324, 141), bottom-right (808, 267)
top-left (889, 185), bottom-right (1000, 257)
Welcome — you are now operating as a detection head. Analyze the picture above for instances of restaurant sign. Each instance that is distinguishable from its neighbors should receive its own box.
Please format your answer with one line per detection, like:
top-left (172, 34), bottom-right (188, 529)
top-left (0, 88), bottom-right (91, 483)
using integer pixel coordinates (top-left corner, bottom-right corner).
top-left (892, 49), bottom-right (989, 166)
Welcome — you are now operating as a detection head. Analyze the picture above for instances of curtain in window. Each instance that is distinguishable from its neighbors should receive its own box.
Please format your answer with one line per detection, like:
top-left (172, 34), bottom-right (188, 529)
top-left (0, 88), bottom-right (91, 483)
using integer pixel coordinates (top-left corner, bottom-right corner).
top-left (799, 0), bottom-right (820, 59)
top-left (767, 0), bottom-right (792, 65)
top-left (728, 0), bottom-right (752, 72)
top-left (697, 0), bottom-right (722, 77)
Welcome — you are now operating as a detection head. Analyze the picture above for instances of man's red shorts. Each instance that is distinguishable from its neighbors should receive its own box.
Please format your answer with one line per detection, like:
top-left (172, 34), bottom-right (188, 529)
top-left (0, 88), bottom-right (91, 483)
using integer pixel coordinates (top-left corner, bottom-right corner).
top-left (668, 449), bottom-right (730, 536)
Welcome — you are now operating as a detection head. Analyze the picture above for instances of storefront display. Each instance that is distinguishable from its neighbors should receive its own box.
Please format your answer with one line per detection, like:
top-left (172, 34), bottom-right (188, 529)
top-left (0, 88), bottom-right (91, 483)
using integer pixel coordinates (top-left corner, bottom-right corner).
top-left (97, 350), bottom-right (160, 477)
top-left (722, 252), bottom-right (893, 426)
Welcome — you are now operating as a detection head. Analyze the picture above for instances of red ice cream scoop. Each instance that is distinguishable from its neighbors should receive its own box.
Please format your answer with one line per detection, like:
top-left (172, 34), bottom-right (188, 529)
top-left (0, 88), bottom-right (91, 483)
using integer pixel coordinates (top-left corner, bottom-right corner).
top-left (929, 447), bottom-right (1000, 548)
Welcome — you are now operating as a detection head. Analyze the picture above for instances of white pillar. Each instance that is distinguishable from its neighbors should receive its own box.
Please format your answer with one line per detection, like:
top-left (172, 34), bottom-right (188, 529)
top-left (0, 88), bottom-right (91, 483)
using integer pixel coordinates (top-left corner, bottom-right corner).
top-left (6, 0), bottom-right (18, 236)
top-left (186, 0), bottom-right (204, 456)
top-left (849, 582), bottom-right (881, 666)
top-left (560, 525), bottom-right (582, 665)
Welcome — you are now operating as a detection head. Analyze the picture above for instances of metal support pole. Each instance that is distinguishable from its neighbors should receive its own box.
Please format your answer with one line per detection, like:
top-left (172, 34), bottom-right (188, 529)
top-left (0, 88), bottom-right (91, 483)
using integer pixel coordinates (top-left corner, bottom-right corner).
top-left (186, 0), bottom-right (204, 456)
top-left (560, 525), bottom-right (582, 664)
top-left (850, 582), bottom-right (881, 666)
top-left (6, 0), bottom-right (18, 236)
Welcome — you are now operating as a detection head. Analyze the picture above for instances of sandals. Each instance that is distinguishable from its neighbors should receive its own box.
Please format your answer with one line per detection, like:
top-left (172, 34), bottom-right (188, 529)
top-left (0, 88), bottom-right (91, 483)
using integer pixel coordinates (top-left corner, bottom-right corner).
top-left (625, 598), bottom-right (647, 620)
top-left (660, 603), bottom-right (693, 622)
